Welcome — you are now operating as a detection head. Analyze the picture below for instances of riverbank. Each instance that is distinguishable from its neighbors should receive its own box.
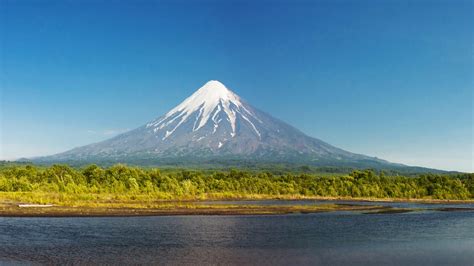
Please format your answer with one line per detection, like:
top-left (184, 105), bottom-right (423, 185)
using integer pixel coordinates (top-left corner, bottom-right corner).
top-left (1, 201), bottom-right (391, 217)
top-left (1, 193), bottom-right (473, 217)
top-left (2, 203), bottom-right (473, 217)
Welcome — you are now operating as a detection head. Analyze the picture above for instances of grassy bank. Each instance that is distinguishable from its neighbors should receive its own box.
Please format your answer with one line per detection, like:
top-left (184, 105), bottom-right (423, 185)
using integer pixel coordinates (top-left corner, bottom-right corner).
top-left (1, 191), bottom-right (473, 209)
top-left (2, 192), bottom-right (473, 217)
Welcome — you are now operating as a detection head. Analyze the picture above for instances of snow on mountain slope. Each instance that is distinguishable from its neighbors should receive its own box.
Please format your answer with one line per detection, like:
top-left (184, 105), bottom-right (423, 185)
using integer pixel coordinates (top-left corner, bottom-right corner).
top-left (39, 80), bottom-right (391, 167)
top-left (146, 80), bottom-right (261, 140)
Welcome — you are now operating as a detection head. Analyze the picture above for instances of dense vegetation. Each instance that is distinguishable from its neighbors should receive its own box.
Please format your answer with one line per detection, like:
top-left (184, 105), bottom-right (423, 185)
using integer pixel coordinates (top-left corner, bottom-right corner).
top-left (0, 164), bottom-right (473, 202)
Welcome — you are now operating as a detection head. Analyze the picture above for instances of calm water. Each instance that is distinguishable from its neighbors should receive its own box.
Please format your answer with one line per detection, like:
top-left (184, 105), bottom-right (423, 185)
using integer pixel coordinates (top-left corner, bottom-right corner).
top-left (1, 201), bottom-right (473, 265)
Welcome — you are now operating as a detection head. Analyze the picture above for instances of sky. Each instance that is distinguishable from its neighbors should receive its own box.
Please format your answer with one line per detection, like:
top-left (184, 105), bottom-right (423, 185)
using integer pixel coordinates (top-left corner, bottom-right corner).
top-left (0, 0), bottom-right (472, 172)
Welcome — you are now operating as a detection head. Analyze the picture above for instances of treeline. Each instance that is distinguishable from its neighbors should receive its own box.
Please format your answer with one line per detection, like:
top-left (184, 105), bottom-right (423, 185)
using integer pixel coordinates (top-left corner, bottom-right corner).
top-left (0, 164), bottom-right (473, 200)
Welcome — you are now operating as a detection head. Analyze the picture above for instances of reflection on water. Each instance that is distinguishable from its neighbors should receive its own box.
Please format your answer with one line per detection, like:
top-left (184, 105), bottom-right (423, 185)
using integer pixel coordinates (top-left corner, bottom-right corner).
top-left (0, 202), bottom-right (473, 265)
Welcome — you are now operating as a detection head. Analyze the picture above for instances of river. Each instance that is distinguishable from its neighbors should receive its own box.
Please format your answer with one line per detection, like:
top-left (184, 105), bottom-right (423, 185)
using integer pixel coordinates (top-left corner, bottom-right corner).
top-left (1, 201), bottom-right (473, 265)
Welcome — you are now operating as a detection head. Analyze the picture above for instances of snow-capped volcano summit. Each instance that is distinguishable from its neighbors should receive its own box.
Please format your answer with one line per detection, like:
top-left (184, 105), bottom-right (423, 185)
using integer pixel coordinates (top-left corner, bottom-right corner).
top-left (40, 80), bottom-right (393, 168)
top-left (146, 80), bottom-right (261, 140)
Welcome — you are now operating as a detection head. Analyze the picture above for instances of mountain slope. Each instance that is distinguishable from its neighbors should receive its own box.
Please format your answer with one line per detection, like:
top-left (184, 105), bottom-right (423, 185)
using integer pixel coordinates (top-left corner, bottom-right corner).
top-left (37, 80), bottom-right (398, 168)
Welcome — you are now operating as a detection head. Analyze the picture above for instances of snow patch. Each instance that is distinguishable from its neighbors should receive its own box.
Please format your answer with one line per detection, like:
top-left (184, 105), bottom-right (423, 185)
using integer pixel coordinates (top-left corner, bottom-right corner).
top-left (240, 113), bottom-right (261, 138)
top-left (163, 130), bottom-right (172, 140)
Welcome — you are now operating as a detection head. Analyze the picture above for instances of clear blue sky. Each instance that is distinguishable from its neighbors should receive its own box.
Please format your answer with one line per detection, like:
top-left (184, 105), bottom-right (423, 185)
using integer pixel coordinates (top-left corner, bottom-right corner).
top-left (1, 0), bottom-right (472, 172)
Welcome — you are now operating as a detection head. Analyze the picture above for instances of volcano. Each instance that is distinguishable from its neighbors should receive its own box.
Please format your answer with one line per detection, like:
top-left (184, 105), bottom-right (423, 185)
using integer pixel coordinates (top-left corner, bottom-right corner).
top-left (38, 80), bottom-right (397, 168)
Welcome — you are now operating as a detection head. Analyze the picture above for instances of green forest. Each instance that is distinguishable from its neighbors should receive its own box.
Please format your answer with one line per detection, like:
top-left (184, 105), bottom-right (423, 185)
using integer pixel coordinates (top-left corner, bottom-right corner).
top-left (0, 163), bottom-right (473, 202)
